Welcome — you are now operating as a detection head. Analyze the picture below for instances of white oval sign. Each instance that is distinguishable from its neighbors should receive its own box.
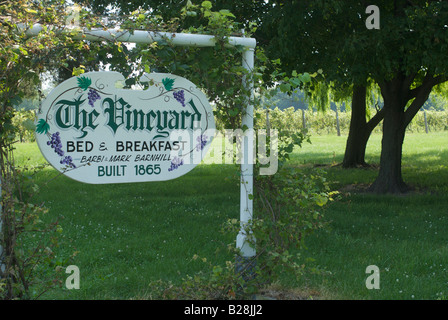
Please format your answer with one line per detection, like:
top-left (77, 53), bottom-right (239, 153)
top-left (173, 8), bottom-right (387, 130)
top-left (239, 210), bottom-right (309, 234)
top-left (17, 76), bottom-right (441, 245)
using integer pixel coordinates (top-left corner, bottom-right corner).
top-left (35, 71), bottom-right (215, 184)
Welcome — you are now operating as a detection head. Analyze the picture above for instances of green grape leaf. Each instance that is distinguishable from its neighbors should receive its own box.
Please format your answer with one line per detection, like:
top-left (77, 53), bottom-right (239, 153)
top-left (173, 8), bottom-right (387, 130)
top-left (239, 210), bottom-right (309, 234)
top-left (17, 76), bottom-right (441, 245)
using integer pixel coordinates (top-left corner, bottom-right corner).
top-left (77, 76), bottom-right (92, 91)
top-left (162, 77), bottom-right (175, 91)
top-left (35, 119), bottom-right (50, 134)
top-left (229, 109), bottom-right (239, 117)
top-left (314, 194), bottom-right (328, 207)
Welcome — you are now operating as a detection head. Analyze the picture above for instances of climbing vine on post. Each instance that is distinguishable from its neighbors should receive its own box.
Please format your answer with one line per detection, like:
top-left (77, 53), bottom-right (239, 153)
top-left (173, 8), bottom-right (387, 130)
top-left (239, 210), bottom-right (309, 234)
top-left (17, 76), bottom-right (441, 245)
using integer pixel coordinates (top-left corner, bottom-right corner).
top-left (0, 0), bottom-right (112, 299)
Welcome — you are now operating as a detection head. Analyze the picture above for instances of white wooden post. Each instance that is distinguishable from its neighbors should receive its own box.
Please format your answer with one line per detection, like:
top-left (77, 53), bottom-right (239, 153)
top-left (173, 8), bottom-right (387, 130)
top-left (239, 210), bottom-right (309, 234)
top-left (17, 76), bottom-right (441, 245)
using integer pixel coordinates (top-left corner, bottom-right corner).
top-left (237, 48), bottom-right (256, 258)
top-left (234, 47), bottom-right (256, 282)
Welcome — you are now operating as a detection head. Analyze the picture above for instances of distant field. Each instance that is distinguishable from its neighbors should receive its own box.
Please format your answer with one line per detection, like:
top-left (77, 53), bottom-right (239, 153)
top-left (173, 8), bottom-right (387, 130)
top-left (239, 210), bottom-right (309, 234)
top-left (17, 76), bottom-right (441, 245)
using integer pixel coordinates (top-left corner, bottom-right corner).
top-left (13, 131), bottom-right (448, 299)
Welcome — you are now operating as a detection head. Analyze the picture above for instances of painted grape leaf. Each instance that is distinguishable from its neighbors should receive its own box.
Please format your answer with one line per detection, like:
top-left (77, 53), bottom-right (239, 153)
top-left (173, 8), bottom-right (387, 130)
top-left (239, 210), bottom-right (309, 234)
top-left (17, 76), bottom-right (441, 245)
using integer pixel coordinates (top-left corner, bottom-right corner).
top-left (162, 77), bottom-right (175, 91)
top-left (77, 76), bottom-right (92, 91)
top-left (35, 119), bottom-right (50, 134)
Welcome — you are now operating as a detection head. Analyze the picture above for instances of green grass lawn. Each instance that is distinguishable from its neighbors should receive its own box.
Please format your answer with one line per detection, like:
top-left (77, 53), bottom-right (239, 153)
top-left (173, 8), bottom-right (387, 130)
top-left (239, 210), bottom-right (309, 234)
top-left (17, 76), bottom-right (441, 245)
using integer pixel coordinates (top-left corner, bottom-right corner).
top-left (292, 132), bottom-right (448, 299)
top-left (12, 131), bottom-right (448, 300)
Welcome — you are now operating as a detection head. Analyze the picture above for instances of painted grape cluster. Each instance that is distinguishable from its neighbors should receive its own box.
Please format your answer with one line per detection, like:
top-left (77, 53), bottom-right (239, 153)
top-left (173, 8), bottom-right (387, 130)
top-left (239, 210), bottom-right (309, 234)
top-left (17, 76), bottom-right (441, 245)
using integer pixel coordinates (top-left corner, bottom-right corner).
top-left (162, 77), bottom-right (185, 107)
top-left (196, 134), bottom-right (208, 151)
top-left (168, 156), bottom-right (184, 171)
top-left (47, 132), bottom-right (64, 156)
top-left (46, 132), bottom-right (76, 168)
top-left (87, 89), bottom-right (101, 107)
top-left (61, 155), bottom-right (76, 168)
top-left (77, 76), bottom-right (101, 107)
top-left (173, 90), bottom-right (185, 107)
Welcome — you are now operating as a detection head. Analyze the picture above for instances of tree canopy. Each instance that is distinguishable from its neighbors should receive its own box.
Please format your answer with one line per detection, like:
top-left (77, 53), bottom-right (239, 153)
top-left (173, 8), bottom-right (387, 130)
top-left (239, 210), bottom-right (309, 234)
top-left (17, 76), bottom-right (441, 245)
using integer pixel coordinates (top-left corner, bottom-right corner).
top-left (262, 1), bottom-right (448, 86)
top-left (7, 0), bottom-right (448, 194)
top-left (259, 0), bottom-right (448, 193)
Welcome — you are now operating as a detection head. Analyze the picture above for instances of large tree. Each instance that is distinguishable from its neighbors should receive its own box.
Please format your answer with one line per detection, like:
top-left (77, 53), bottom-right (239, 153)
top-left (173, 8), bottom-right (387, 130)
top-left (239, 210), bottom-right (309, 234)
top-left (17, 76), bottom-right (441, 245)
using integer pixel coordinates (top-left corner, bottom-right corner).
top-left (303, 80), bottom-right (384, 168)
top-left (75, 0), bottom-right (448, 193)
top-left (79, 0), bottom-right (381, 168)
top-left (261, 0), bottom-right (448, 193)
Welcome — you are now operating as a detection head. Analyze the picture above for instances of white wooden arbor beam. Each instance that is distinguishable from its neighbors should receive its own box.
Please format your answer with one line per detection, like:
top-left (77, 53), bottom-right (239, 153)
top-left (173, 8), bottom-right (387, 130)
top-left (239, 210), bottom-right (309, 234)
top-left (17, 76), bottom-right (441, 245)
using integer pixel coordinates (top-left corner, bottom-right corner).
top-left (24, 24), bottom-right (256, 49)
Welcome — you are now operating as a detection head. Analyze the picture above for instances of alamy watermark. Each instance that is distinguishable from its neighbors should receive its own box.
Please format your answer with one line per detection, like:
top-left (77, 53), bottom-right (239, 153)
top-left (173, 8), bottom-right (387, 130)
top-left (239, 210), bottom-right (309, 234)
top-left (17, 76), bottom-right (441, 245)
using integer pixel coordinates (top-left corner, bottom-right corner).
top-left (65, 4), bottom-right (81, 29)
top-left (365, 5), bottom-right (380, 30)
top-left (66, 265), bottom-right (80, 290)
top-left (365, 265), bottom-right (380, 289)
top-left (168, 128), bottom-right (279, 175)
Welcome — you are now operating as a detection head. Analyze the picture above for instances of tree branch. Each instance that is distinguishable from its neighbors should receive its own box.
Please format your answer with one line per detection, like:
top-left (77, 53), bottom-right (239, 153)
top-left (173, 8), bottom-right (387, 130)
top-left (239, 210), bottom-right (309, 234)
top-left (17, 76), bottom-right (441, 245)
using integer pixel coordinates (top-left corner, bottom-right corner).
top-left (366, 106), bottom-right (385, 132)
top-left (404, 74), bottom-right (447, 126)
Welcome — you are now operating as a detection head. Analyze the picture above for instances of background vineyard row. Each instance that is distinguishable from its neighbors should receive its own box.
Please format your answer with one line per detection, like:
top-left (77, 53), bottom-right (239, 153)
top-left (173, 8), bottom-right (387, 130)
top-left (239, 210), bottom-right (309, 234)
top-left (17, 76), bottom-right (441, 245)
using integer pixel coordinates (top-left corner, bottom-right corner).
top-left (252, 108), bottom-right (448, 135)
top-left (13, 107), bottom-right (448, 143)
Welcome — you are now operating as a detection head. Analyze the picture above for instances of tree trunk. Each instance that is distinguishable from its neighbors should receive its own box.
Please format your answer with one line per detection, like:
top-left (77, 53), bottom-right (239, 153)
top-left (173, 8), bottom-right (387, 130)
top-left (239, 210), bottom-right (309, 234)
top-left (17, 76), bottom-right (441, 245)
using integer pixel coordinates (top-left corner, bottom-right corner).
top-left (343, 86), bottom-right (369, 167)
top-left (369, 99), bottom-right (408, 193)
top-left (342, 85), bottom-right (384, 168)
top-left (369, 75), bottom-right (408, 194)
top-left (368, 72), bottom-right (445, 194)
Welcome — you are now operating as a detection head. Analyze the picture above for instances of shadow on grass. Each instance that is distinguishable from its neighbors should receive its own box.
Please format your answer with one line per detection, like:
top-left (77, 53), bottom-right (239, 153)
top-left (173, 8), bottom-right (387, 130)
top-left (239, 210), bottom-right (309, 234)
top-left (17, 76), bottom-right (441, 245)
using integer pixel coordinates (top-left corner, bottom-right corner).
top-left (290, 147), bottom-right (448, 195)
